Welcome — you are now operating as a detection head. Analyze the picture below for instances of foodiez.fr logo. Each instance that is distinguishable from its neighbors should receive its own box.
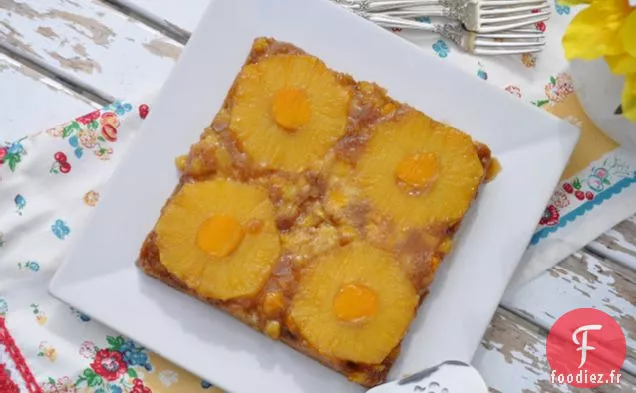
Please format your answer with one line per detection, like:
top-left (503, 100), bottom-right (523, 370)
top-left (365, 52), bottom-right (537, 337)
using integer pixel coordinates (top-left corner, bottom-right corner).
top-left (546, 308), bottom-right (626, 388)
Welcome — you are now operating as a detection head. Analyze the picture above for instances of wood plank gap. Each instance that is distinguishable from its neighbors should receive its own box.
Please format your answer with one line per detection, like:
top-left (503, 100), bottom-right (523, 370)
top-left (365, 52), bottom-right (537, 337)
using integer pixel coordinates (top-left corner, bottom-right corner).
top-left (588, 241), bottom-right (636, 273)
top-left (100, 0), bottom-right (191, 45)
top-left (584, 244), bottom-right (619, 267)
top-left (0, 40), bottom-right (113, 106)
top-left (585, 243), bottom-right (636, 277)
top-left (499, 302), bottom-right (550, 336)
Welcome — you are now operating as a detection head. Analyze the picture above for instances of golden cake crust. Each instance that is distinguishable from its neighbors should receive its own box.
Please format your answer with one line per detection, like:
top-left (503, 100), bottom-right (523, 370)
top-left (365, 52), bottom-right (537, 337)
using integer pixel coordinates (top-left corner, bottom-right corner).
top-left (138, 37), bottom-right (493, 388)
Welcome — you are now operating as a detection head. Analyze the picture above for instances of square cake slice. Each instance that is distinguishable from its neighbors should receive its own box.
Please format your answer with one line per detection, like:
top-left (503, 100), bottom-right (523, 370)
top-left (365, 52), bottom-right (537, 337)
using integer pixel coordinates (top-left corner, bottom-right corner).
top-left (138, 37), bottom-right (494, 388)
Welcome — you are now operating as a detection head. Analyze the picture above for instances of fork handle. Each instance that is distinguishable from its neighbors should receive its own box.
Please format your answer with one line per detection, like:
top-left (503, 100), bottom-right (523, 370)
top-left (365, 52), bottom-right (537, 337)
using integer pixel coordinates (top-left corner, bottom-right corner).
top-left (360, 0), bottom-right (440, 12)
top-left (363, 12), bottom-right (439, 30)
top-left (383, 7), bottom-right (448, 17)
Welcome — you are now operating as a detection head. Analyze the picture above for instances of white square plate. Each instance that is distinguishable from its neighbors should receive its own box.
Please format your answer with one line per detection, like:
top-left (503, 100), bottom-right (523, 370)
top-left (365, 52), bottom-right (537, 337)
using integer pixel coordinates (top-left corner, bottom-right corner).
top-left (50, 0), bottom-right (579, 392)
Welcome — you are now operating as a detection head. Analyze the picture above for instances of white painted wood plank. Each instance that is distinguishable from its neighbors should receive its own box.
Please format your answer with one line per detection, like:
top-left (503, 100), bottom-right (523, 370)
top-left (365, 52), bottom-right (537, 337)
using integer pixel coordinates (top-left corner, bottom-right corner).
top-left (0, 53), bottom-right (99, 141)
top-left (109, 0), bottom-right (209, 34)
top-left (476, 308), bottom-right (636, 392)
top-left (589, 216), bottom-right (636, 272)
top-left (0, 0), bottom-right (182, 99)
top-left (503, 250), bottom-right (636, 375)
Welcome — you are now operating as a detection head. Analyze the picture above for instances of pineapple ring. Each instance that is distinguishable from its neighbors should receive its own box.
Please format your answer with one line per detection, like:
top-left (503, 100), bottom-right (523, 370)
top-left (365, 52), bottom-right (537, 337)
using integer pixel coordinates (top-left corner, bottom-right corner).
top-left (290, 242), bottom-right (418, 364)
top-left (155, 179), bottom-right (281, 300)
top-left (356, 111), bottom-right (484, 227)
top-left (230, 55), bottom-right (351, 172)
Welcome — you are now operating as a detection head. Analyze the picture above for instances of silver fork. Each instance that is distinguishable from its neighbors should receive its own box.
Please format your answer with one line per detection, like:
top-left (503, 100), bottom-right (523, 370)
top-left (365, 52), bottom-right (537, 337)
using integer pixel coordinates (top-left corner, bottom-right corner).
top-left (368, 360), bottom-right (489, 393)
top-left (361, 13), bottom-right (545, 55)
top-left (338, 0), bottom-right (550, 33)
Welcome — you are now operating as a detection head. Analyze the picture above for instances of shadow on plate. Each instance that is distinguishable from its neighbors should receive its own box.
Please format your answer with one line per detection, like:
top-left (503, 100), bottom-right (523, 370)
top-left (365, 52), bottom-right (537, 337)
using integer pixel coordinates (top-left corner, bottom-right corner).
top-left (137, 272), bottom-right (365, 393)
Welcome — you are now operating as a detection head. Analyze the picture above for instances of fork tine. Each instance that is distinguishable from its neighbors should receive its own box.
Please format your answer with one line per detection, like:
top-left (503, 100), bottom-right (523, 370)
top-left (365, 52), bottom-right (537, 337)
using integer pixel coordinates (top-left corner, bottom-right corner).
top-left (480, 0), bottom-right (548, 5)
top-left (477, 30), bottom-right (545, 39)
top-left (479, 16), bottom-right (549, 32)
top-left (506, 27), bottom-right (544, 33)
top-left (475, 38), bottom-right (545, 47)
top-left (482, 10), bottom-right (550, 23)
top-left (474, 46), bottom-right (543, 55)
top-left (480, 4), bottom-right (549, 15)
top-left (489, 29), bottom-right (544, 37)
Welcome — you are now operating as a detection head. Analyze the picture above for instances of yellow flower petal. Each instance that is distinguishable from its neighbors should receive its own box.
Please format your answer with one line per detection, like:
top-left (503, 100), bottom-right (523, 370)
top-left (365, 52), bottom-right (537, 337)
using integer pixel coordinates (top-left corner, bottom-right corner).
top-left (620, 10), bottom-right (636, 57)
top-left (622, 74), bottom-right (636, 121)
top-left (558, 0), bottom-right (591, 5)
top-left (563, 2), bottom-right (628, 59)
top-left (597, 0), bottom-right (632, 55)
top-left (606, 53), bottom-right (636, 75)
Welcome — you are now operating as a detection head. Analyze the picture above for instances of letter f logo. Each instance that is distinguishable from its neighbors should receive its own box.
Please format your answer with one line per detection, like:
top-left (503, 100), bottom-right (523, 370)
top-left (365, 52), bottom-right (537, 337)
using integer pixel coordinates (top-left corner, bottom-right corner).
top-left (572, 324), bottom-right (602, 368)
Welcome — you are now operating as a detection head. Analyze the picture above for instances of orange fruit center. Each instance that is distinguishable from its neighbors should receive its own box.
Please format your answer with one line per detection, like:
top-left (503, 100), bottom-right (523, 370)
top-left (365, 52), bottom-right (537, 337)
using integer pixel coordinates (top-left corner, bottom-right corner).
top-left (395, 152), bottom-right (439, 189)
top-left (196, 215), bottom-right (245, 257)
top-left (272, 88), bottom-right (311, 131)
top-left (333, 283), bottom-right (379, 323)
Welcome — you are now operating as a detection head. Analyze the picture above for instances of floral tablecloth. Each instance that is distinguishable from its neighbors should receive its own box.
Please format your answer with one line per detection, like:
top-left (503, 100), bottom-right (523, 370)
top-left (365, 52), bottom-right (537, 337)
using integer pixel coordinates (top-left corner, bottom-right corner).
top-left (1, 2), bottom-right (636, 393)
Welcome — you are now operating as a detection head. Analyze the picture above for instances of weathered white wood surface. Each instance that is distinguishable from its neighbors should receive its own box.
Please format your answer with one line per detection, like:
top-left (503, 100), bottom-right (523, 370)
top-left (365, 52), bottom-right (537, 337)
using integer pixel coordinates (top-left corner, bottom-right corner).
top-left (0, 53), bottom-right (99, 141)
top-left (476, 308), bottom-right (636, 393)
top-left (503, 250), bottom-right (636, 375)
top-left (108, 0), bottom-right (207, 37)
top-left (589, 216), bottom-right (636, 272)
top-left (1, 0), bottom-right (636, 391)
top-left (0, 0), bottom-right (182, 99)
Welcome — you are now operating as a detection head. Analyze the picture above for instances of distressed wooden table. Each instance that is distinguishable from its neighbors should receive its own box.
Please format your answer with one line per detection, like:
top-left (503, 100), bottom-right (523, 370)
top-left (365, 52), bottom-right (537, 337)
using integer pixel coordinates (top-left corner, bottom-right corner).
top-left (1, 1), bottom-right (636, 392)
